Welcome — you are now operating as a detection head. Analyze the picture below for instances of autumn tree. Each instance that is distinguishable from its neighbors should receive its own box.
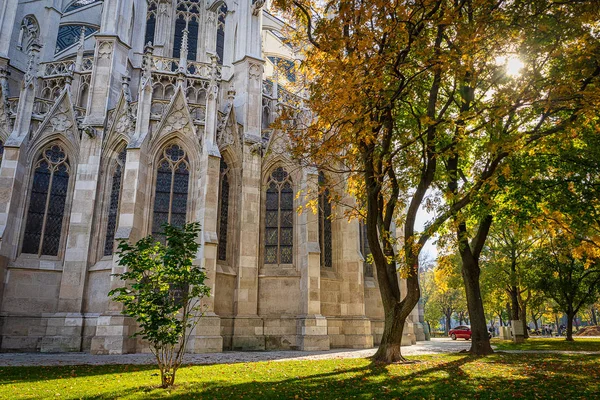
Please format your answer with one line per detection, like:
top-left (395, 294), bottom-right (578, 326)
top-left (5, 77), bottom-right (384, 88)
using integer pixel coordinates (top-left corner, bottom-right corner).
top-left (481, 222), bottom-right (542, 338)
top-left (422, 259), bottom-right (467, 334)
top-left (273, 0), bottom-right (600, 359)
top-left (421, 269), bottom-right (444, 332)
top-left (530, 232), bottom-right (600, 341)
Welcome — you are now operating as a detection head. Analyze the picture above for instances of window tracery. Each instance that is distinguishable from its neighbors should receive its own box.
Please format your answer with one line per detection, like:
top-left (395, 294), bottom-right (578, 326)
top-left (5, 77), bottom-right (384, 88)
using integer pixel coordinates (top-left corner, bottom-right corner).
top-left (173, 0), bottom-right (201, 61)
top-left (217, 158), bottom-right (230, 262)
top-left (65, 0), bottom-right (100, 12)
top-left (359, 221), bottom-right (373, 277)
top-left (22, 145), bottom-right (71, 256)
top-left (152, 144), bottom-right (190, 241)
top-left (265, 167), bottom-right (293, 265)
top-left (145, 1), bottom-right (157, 46)
top-left (17, 16), bottom-right (39, 53)
top-left (104, 148), bottom-right (126, 256)
top-left (216, 4), bottom-right (227, 64)
top-left (318, 172), bottom-right (332, 268)
top-left (55, 25), bottom-right (99, 54)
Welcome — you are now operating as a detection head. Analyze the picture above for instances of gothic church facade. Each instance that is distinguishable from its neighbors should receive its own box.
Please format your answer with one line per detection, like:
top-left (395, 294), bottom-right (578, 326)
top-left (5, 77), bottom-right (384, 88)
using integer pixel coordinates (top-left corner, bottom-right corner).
top-left (0, 0), bottom-right (423, 354)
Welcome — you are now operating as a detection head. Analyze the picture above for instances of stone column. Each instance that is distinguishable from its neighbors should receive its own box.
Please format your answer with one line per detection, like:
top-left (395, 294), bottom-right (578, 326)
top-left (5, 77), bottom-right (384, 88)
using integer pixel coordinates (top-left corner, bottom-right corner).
top-left (153, 0), bottom-right (173, 57)
top-left (334, 191), bottom-right (373, 349)
top-left (296, 169), bottom-right (329, 351)
top-left (43, 25), bottom-right (130, 350)
top-left (186, 59), bottom-right (223, 353)
top-left (89, 145), bottom-right (147, 355)
top-left (90, 47), bottom-right (155, 356)
top-left (40, 111), bottom-right (104, 353)
top-left (230, 138), bottom-right (264, 350)
top-left (38, 6), bottom-right (62, 63)
top-left (0, 42), bottom-right (40, 349)
top-left (229, 55), bottom-right (265, 350)
top-left (0, 0), bottom-right (18, 63)
top-left (0, 42), bottom-right (40, 256)
top-left (204, 10), bottom-right (217, 60)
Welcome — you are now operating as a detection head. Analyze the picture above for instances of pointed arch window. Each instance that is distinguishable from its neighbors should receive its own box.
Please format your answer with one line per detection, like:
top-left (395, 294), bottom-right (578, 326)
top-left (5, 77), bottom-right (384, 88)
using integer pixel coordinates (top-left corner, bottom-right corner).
top-left (216, 4), bottom-right (228, 64)
top-left (17, 16), bottom-right (39, 53)
top-left (145, 1), bottom-right (157, 46)
top-left (265, 167), bottom-right (293, 265)
top-left (104, 148), bottom-right (127, 256)
top-left (173, 0), bottom-right (201, 61)
top-left (318, 172), bottom-right (332, 268)
top-left (22, 145), bottom-right (71, 256)
top-left (55, 24), bottom-right (99, 54)
top-left (359, 221), bottom-right (373, 277)
top-left (217, 158), bottom-right (230, 262)
top-left (65, 0), bottom-right (100, 12)
top-left (152, 144), bottom-right (190, 241)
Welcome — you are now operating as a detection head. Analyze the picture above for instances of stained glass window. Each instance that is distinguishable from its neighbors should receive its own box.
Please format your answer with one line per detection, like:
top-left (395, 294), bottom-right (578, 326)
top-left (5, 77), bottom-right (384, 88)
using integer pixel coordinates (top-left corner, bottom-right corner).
top-left (318, 172), bottom-right (332, 268)
top-left (217, 159), bottom-right (230, 261)
top-left (18, 16), bottom-right (39, 52)
top-left (173, 0), bottom-right (201, 61)
top-left (152, 144), bottom-right (190, 241)
top-left (0, 140), bottom-right (4, 163)
top-left (22, 145), bottom-right (70, 256)
top-left (265, 167), bottom-right (293, 264)
top-left (216, 4), bottom-right (227, 64)
top-left (104, 148), bottom-right (126, 256)
top-left (55, 25), bottom-right (98, 54)
top-left (359, 221), bottom-right (373, 277)
top-left (65, 0), bottom-right (100, 12)
top-left (145, 2), bottom-right (157, 46)
top-left (268, 56), bottom-right (296, 83)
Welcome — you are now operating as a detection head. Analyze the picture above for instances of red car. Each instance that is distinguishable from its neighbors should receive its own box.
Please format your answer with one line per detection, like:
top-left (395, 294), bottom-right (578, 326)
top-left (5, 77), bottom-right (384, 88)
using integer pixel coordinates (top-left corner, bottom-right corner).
top-left (449, 325), bottom-right (472, 340)
top-left (449, 325), bottom-right (492, 340)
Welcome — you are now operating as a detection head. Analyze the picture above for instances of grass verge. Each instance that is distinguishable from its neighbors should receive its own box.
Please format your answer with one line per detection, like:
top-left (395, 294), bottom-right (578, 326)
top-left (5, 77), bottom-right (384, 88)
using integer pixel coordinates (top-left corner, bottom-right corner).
top-left (1, 353), bottom-right (599, 399)
top-left (492, 337), bottom-right (600, 352)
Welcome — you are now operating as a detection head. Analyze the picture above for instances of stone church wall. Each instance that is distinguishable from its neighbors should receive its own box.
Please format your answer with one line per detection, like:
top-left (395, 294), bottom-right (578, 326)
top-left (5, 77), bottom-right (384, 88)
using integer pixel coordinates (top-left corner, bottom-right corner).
top-left (0, 0), bottom-right (423, 354)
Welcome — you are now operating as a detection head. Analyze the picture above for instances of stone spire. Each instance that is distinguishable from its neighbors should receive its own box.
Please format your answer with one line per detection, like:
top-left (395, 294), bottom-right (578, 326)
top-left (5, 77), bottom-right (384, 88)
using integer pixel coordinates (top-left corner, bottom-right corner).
top-left (23, 39), bottom-right (41, 88)
top-left (178, 28), bottom-right (189, 73)
top-left (74, 25), bottom-right (86, 72)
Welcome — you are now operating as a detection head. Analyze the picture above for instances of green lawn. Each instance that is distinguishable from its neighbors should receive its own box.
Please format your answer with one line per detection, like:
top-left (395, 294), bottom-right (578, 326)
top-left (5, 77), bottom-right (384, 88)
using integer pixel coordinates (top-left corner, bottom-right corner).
top-left (1, 353), bottom-right (599, 399)
top-left (492, 337), bottom-right (600, 352)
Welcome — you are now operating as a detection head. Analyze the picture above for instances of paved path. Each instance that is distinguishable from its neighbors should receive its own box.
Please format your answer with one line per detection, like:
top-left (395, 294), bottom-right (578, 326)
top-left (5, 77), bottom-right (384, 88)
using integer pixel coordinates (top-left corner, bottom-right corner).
top-left (0, 339), bottom-right (472, 367)
top-left (2, 338), bottom-right (597, 367)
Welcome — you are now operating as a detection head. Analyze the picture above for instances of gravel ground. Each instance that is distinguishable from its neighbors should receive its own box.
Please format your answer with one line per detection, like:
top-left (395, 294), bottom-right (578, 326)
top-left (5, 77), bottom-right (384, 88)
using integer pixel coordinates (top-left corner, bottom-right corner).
top-left (0, 338), bottom-right (473, 367)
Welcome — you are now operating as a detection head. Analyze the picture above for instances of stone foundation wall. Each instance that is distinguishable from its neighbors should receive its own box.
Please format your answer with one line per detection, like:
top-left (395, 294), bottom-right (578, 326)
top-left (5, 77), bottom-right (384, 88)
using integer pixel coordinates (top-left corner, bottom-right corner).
top-left (258, 276), bottom-right (301, 316)
top-left (2, 269), bottom-right (61, 314)
top-left (83, 269), bottom-right (111, 313)
top-left (0, 315), bottom-right (49, 352)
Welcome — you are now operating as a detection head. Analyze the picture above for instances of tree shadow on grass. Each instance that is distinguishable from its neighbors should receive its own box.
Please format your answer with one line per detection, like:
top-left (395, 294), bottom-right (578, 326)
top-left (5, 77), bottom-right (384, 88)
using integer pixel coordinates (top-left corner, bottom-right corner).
top-left (2, 354), bottom-right (599, 400)
top-left (0, 364), bottom-right (158, 385)
top-left (73, 356), bottom-right (479, 400)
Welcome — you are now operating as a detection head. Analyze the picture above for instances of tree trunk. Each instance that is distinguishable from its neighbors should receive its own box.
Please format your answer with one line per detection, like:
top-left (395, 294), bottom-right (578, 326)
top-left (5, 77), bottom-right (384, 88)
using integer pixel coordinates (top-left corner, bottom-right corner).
top-left (509, 287), bottom-right (519, 321)
top-left (531, 311), bottom-right (539, 331)
top-left (554, 314), bottom-right (560, 336)
top-left (460, 253), bottom-right (494, 355)
top-left (445, 311), bottom-right (452, 334)
top-left (373, 303), bottom-right (411, 362)
top-left (591, 307), bottom-right (598, 326)
top-left (566, 311), bottom-right (575, 341)
top-left (521, 304), bottom-right (529, 339)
